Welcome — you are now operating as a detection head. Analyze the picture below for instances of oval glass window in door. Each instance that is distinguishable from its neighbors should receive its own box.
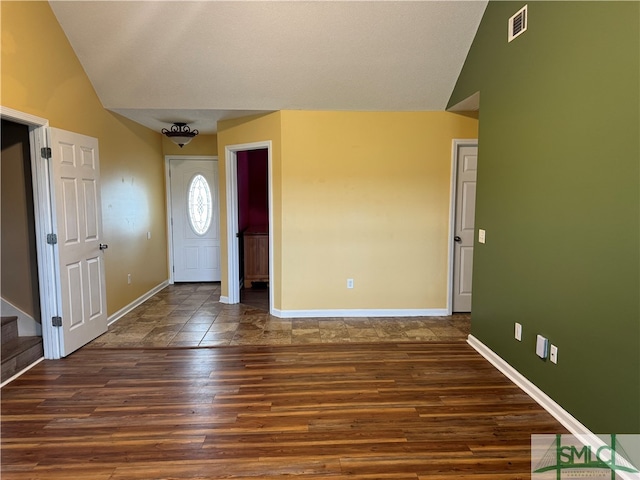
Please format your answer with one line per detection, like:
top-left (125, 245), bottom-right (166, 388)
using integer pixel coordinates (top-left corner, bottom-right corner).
top-left (187, 174), bottom-right (212, 235)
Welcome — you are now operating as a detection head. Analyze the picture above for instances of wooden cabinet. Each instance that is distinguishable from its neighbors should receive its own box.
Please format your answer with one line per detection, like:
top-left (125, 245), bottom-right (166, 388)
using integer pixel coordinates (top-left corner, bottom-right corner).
top-left (243, 228), bottom-right (269, 285)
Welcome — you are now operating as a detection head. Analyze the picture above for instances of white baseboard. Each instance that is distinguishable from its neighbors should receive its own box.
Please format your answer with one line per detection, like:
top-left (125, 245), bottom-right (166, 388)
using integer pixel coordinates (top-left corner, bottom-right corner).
top-left (219, 296), bottom-right (230, 304)
top-left (0, 357), bottom-right (44, 388)
top-left (107, 281), bottom-right (169, 326)
top-left (466, 334), bottom-right (640, 479)
top-left (271, 308), bottom-right (449, 319)
top-left (467, 335), bottom-right (636, 445)
top-left (1, 297), bottom-right (41, 336)
top-left (467, 334), bottom-right (592, 436)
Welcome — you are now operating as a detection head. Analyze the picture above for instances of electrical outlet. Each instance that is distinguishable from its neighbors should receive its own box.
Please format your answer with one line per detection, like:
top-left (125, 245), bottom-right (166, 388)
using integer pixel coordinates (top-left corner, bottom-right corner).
top-left (147, 231), bottom-right (152, 240)
top-left (550, 345), bottom-right (558, 364)
top-left (347, 278), bottom-right (354, 289)
top-left (515, 322), bottom-right (522, 341)
top-left (478, 229), bottom-right (486, 244)
top-left (127, 274), bottom-right (132, 285)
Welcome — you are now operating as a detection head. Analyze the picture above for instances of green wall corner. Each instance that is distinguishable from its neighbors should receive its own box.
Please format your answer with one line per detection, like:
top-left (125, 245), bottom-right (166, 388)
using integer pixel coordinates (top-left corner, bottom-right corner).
top-left (450, 1), bottom-right (640, 433)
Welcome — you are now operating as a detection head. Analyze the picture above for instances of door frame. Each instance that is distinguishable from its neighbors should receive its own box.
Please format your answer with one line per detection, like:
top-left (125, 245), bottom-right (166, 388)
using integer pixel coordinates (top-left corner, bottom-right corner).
top-left (164, 155), bottom-right (218, 285)
top-left (1, 106), bottom-right (62, 359)
top-left (447, 139), bottom-right (478, 315)
top-left (223, 141), bottom-right (273, 312)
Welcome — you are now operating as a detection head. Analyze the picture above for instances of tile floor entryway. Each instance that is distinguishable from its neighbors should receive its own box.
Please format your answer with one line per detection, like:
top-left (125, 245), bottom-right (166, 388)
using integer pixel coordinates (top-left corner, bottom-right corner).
top-left (87, 283), bottom-right (470, 348)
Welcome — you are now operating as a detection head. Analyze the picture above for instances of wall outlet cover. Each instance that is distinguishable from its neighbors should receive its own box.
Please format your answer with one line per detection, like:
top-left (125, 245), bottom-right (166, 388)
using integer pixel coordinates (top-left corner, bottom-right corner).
top-left (536, 334), bottom-right (549, 359)
top-left (550, 344), bottom-right (558, 364)
top-left (515, 322), bottom-right (522, 341)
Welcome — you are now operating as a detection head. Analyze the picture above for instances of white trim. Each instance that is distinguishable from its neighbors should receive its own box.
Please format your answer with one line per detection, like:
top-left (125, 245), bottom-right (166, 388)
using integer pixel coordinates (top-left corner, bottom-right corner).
top-left (1, 106), bottom-right (61, 359)
top-left (467, 334), bottom-right (639, 479)
top-left (447, 139), bottom-right (478, 315)
top-left (0, 357), bottom-right (44, 388)
top-left (164, 155), bottom-right (218, 284)
top-left (271, 308), bottom-right (449, 319)
top-left (224, 141), bottom-right (274, 312)
top-left (225, 148), bottom-right (240, 303)
top-left (107, 280), bottom-right (169, 326)
top-left (0, 106), bottom-right (48, 126)
top-left (219, 295), bottom-right (230, 304)
top-left (1, 298), bottom-right (41, 337)
top-left (468, 334), bottom-right (597, 437)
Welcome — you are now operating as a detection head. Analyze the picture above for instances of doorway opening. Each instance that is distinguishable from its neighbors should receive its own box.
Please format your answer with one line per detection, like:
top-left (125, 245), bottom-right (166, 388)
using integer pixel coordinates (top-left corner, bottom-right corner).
top-left (1, 119), bottom-right (44, 381)
top-left (224, 141), bottom-right (273, 313)
top-left (237, 149), bottom-right (269, 311)
top-left (0, 107), bottom-right (62, 365)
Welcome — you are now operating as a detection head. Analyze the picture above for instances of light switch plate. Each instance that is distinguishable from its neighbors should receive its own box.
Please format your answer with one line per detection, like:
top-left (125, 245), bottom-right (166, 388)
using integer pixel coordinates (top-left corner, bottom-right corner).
top-left (515, 323), bottom-right (522, 341)
top-left (478, 229), bottom-right (486, 244)
top-left (536, 335), bottom-right (549, 359)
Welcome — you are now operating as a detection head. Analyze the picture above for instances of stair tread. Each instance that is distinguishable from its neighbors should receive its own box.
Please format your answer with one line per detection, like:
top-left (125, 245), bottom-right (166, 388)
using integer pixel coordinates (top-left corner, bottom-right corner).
top-left (2, 336), bottom-right (43, 363)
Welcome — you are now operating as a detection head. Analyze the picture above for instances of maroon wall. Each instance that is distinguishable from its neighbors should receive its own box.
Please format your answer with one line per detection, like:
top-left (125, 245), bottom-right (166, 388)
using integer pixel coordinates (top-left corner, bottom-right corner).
top-left (237, 148), bottom-right (268, 231)
top-left (237, 151), bottom-right (250, 232)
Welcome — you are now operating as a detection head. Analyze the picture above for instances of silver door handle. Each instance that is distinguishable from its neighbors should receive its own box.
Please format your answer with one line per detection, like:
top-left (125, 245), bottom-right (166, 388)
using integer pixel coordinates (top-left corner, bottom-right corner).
top-left (99, 243), bottom-right (109, 250)
top-left (454, 236), bottom-right (462, 243)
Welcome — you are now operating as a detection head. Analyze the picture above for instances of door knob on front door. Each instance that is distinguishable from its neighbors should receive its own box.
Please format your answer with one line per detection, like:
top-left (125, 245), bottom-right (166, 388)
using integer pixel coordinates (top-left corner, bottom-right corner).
top-left (454, 236), bottom-right (462, 243)
top-left (99, 243), bottom-right (109, 250)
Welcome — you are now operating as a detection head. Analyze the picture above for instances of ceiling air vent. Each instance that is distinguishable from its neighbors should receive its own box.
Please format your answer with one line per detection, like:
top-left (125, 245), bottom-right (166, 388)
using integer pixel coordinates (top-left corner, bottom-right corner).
top-left (508, 5), bottom-right (528, 42)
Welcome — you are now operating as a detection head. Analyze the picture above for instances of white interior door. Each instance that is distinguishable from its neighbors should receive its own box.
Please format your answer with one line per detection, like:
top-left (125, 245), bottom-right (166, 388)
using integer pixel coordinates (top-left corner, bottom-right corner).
top-left (50, 128), bottom-right (107, 356)
top-left (170, 159), bottom-right (221, 282)
top-left (453, 144), bottom-right (478, 312)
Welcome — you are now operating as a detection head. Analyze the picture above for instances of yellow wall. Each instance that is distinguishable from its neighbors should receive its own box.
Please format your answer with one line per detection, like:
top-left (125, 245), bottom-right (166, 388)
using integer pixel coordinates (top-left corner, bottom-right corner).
top-left (218, 110), bottom-right (477, 312)
top-left (162, 134), bottom-right (218, 157)
top-left (217, 113), bottom-right (282, 307)
top-left (1, 1), bottom-right (168, 315)
top-left (280, 111), bottom-right (477, 310)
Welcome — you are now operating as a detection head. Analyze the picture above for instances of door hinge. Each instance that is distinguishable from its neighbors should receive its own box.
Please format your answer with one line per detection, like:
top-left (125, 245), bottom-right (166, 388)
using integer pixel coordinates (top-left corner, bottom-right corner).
top-left (172, 265), bottom-right (175, 272)
top-left (46, 233), bottom-right (58, 245)
top-left (52, 316), bottom-right (62, 327)
top-left (41, 147), bottom-right (52, 159)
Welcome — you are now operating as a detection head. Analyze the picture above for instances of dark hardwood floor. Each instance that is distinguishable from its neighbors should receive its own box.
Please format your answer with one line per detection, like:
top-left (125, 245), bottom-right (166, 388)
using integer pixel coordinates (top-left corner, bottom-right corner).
top-left (1, 342), bottom-right (566, 479)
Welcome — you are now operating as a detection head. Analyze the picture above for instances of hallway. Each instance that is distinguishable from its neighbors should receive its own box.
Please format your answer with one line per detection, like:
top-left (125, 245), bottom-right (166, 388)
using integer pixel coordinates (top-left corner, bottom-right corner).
top-left (87, 283), bottom-right (470, 349)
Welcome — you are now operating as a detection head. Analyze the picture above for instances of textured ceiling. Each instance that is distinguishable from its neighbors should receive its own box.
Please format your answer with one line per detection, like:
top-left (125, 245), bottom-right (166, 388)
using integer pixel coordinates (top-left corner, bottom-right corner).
top-left (50, 1), bottom-right (487, 134)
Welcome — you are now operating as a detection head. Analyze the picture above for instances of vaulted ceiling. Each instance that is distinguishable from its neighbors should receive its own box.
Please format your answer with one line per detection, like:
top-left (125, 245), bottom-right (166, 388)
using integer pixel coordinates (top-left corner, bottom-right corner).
top-left (50, 1), bottom-right (487, 134)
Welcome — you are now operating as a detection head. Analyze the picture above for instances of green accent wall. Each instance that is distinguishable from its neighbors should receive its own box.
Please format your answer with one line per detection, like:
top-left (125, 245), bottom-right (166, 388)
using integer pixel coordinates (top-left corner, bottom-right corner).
top-left (449, 2), bottom-right (639, 433)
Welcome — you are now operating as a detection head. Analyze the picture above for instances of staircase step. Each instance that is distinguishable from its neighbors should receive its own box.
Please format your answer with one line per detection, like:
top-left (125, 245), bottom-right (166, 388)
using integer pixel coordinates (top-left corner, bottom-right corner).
top-left (1, 316), bottom-right (19, 345)
top-left (1, 336), bottom-right (44, 383)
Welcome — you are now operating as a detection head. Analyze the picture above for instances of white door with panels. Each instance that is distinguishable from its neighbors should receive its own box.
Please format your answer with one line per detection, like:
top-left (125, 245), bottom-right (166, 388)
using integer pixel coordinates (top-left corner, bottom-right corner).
top-left (170, 159), bottom-right (221, 282)
top-left (453, 143), bottom-right (478, 312)
top-left (50, 128), bottom-right (108, 356)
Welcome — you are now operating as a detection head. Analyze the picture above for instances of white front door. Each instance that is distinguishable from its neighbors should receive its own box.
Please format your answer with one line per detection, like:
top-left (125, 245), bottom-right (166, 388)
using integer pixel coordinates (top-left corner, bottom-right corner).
top-left (50, 128), bottom-right (108, 356)
top-left (170, 159), bottom-right (221, 282)
top-left (452, 143), bottom-right (478, 312)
